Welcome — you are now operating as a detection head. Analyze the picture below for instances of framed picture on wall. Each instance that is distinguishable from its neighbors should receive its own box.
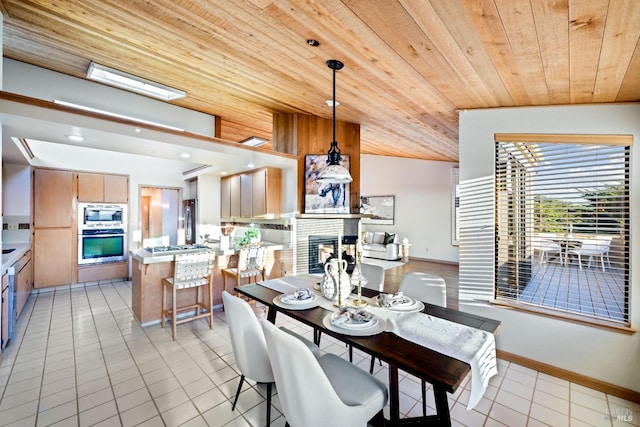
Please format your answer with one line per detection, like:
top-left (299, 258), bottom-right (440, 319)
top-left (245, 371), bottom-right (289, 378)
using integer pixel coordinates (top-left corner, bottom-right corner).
top-left (304, 154), bottom-right (351, 214)
top-left (360, 195), bottom-right (395, 225)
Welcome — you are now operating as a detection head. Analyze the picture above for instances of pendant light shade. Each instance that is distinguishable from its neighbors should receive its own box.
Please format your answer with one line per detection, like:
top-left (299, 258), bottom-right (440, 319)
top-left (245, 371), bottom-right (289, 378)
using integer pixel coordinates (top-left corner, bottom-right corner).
top-left (317, 59), bottom-right (353, 184)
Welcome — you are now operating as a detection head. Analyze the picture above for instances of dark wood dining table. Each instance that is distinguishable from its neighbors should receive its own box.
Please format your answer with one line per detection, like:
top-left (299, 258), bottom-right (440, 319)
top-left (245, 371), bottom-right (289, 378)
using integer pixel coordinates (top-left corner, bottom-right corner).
top-left (235, 282), bottom-right (501, 427)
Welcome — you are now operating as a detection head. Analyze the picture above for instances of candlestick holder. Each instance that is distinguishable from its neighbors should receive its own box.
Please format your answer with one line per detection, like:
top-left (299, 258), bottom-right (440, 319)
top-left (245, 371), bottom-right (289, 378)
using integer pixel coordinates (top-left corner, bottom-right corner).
top-left (351, 243), bottom-right (368, 307)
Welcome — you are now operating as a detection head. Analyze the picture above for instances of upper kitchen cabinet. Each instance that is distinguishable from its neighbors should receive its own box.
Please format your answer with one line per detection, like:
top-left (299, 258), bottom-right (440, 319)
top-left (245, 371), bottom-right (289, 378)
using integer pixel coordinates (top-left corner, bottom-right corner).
top-left (77, 172), bottom-right (128, 203)
top-left (221, 167), bottom-right (282, 219)
top-left (33, 168), bottom-right (74, 228)
top-left (252, 167), bottom-right (281, 218)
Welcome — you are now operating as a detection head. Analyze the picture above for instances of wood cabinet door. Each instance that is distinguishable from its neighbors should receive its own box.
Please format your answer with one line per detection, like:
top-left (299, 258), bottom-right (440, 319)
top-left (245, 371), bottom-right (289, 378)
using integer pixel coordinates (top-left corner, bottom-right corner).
top-left (77, 172), bottom-right (104, 202)
top-left (15, 255), bottom-right (32, 318)
top-left (252, 169), bottom-right (267, 217)
top-left (240, 173), bottom-right (253, 217)
top-left (229, 175), bottom-right (241, 217)
top-left (220, 177), bottom-right (231, 218)
top-left (34, 229), bottom-right (73, 288)
top-left (103, 174), bottom-right (129, 203)
top-left (34, 169), bottom-right (74, 228)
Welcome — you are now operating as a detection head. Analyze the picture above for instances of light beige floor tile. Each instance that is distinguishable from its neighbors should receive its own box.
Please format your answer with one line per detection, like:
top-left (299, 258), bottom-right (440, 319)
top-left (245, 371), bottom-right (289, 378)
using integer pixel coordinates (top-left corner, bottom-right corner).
top-left (36, 400), bottom-right (77, 427)
top-left (121, 400), bottom-right (160, 427)
top-left (38, 386), bottom-right (77, 413)
top-left (160, 400), bottom-right (199, 426)
top-left (153, 387), bottom-right (190, 413)
top-left (78, 400), bottom-right (118, 427)
top-left (488, 402), bottom-right (528, 427)
top-left (191, 387), bottom-right (228, 413)
top-left (0, 399), bottom-right (39, 426)
top-left (530, 402), bottom-right (569, 426)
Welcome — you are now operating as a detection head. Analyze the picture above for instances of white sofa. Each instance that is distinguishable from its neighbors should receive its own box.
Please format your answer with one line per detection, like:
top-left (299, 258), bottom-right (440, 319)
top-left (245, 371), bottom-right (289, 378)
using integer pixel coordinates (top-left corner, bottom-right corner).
top-left (361, 231), bottom-right (401, 261)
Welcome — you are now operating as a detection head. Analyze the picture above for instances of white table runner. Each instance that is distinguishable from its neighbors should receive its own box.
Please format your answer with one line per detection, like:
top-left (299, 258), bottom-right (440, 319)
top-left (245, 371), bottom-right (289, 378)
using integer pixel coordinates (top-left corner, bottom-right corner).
top-left (256, 277), bottom-right (497, 409)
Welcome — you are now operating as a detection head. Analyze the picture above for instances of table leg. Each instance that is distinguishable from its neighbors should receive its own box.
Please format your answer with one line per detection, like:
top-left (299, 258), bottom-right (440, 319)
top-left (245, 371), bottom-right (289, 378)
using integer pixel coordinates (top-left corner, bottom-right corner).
top-left (433, 385), bottom-right (452, 427)
top-left (389, 364), bottom-right (400, 425)
top-left (266, 306), bottom-right (277, 323)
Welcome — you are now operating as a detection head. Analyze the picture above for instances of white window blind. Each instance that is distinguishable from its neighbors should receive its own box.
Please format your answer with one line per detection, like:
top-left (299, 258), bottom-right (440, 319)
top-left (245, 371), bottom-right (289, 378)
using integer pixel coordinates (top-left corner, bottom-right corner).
top-left (494, 137), bottom-right (630, 325)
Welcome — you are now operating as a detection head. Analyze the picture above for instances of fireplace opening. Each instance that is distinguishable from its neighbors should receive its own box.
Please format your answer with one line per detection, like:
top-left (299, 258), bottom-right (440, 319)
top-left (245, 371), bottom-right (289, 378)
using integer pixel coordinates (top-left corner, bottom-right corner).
top-left (308, 235), bottom-right (358, 274)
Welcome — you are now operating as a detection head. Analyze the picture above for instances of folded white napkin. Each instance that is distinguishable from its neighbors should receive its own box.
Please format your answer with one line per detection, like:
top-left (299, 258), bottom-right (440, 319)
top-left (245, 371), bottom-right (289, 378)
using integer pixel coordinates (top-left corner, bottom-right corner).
top-left (330, 307), bottom-right (374, 326)
top-left (281, 288), bottom-right (313, 303)
top-left (386, 312), bottom-right (497, 410)
top-left (377, 292), bottom-right (412, 307)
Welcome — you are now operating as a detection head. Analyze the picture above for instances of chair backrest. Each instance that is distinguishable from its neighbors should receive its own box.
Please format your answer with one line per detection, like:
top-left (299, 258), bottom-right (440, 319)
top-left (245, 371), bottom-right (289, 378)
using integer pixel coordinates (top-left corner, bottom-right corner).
top-left (237, 246), bottom-right (266, 271)
top-left (398, 272), bottom-right (446, 307)
top-left (221, 291), bottom-right (273, 383)
top-left (360, 262), bottom-right (385, 291)
top-left (261, 320), bottom-right (360, 426)
top-left (578, 237), bottom-right (612, 254)
top-left (172, 252), bottom-right (214, 288)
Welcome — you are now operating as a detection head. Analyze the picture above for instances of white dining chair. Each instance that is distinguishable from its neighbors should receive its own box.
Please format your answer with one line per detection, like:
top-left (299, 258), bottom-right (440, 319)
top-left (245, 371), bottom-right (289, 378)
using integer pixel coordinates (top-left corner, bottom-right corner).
top-left (567, 236), bottom-right (613, 272)
top-left (399, 271), bottom-right (447, 308)
top-left (531, 234), bottom-right (563, 265)
top-left (360, 262), bottom-right (385, 291)
top-left (222, 291), bottom-right (320, 427)
top-left (261, 320), bottom-right (388, 427)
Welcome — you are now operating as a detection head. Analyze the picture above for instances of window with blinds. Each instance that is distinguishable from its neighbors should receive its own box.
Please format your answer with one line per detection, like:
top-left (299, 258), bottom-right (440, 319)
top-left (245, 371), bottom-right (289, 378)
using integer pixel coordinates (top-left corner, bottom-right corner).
top-left (494, 134), bottom-right (630, 326)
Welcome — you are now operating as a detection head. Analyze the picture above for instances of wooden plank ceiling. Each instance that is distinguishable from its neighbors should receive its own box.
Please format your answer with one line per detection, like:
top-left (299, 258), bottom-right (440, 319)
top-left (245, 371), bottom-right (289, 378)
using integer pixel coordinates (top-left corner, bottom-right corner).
top-left (1, 0), bottom-right (639, 162)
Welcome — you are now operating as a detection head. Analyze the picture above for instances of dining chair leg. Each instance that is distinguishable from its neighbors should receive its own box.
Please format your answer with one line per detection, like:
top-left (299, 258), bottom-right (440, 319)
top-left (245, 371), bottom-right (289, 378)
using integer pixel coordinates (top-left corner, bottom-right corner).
top-left (266, 382), bottom-right (272, 427)
top-left (172, 287), bottom-right (177, 340)
top-left (232, 374), bottom-right (245, 411)
top-left (369, 356), bottom-right (375, 374)
top-left (161, 283), bottom-right (166, 329)
top-left (421, 380), bottom-right (427, 416)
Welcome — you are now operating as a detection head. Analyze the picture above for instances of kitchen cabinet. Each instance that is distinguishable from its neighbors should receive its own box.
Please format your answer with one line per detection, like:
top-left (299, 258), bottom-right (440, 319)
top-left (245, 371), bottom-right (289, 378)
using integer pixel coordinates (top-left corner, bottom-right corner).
top-left (33, 168), bottom-right (76, 288)
top-left (221, 167), bottom-right (282, 218)
top-left (34, 229), bottom-right (74, 288)
top-left (222, 174), bottom-right (241, 217)
top-left (34, 169), bottom-right (74, 228)
top-left (78, 172), bottom-right (128, 203)
top-left (1, 274), bottom-right (8, 350)
top-left (220, 177), bottom-right (231, 218)
top-left (252, 167), bottom-right (281, 218)
top-left (240, 173), bottom-right (253, 217)
top-left (14, 250), bottom-right (32, 318)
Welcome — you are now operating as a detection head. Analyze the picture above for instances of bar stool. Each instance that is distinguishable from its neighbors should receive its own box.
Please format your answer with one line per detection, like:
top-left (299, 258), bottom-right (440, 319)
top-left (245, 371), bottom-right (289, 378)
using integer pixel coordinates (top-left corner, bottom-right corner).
top-left (161, 251), bottom-right (215, 340)
top-left (221, 246), bottom-right (266, 294)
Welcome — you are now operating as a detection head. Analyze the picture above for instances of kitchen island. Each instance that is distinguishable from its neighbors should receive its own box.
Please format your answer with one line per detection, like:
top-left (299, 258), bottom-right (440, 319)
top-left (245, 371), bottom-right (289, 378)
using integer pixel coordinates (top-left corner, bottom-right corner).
top-left (130, 242), bottom-right (284, 324)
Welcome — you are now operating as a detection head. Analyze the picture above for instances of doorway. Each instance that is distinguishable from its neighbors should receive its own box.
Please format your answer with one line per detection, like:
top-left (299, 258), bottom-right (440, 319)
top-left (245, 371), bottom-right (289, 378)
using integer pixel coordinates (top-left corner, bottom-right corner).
top-left (140, 186), bottom-right (181, 248)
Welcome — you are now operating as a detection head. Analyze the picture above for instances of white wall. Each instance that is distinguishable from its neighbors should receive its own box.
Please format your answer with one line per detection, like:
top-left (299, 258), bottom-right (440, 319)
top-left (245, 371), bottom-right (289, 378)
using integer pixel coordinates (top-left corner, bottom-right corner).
top-left (360, 154), bottom-right (459, 262)
top-left (459, 103), bottom-right (640, 392)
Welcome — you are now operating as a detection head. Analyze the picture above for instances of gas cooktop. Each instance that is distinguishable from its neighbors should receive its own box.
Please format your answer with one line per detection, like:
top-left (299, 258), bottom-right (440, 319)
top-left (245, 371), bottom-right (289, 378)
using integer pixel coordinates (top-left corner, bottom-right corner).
top-left (145, 244), bottom-right (211, 255)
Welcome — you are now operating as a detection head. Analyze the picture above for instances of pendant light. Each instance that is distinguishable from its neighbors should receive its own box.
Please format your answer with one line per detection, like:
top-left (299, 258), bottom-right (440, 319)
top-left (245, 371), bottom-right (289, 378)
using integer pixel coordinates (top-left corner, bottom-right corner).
top-left (317, 59), bottom-right (353, 184)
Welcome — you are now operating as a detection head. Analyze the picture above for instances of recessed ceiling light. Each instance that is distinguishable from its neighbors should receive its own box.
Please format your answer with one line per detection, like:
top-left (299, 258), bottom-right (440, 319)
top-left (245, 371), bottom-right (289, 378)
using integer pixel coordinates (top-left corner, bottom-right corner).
top-left (135, 128), bottom-right (142, 133)
top-left (179, 152), bottom-right (191, 158)
top-left (87, 62), bottom-right (186, 101)
top-left (66, 134), bottom-right (84, 142)
top-left (247, 162), bottom-right (255, 168)
top-left (220, 171), bottom-right (227, 175)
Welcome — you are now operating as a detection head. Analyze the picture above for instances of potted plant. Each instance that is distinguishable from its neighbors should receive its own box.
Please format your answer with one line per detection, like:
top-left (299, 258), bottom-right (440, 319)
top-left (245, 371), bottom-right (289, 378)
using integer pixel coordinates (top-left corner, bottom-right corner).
top-left (236, 228), bottom-right (261, 247)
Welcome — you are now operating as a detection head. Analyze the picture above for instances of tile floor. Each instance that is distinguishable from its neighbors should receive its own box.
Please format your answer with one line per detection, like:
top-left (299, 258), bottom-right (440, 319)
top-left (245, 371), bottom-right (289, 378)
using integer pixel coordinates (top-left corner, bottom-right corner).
top-left (0, 280), bottom-right (638, 426)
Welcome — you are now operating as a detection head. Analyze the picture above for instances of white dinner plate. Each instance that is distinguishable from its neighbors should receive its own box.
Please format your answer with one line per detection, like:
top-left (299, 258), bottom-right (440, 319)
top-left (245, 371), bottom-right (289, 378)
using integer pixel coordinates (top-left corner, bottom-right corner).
top-left (272, 295), bottom-right (319, 310)
top-left (322, 313), bottom-right (387, 336)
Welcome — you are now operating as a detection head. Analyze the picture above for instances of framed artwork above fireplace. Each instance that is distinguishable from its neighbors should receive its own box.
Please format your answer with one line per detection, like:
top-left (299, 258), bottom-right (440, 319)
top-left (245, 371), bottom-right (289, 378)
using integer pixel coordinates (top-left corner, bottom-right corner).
top-left (304, 154), bottom-right (351, 214)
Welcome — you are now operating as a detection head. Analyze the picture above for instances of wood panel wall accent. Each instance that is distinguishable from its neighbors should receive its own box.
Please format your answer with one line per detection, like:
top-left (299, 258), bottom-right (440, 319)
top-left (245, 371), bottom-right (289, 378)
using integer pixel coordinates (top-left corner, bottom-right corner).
top-left (273, 112), bottom-right (361, 214)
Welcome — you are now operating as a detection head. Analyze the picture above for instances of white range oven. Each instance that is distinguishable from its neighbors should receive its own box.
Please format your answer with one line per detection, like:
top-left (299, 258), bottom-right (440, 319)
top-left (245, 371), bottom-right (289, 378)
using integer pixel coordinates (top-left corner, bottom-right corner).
top-left (77, 203), bottom-right (128, 265)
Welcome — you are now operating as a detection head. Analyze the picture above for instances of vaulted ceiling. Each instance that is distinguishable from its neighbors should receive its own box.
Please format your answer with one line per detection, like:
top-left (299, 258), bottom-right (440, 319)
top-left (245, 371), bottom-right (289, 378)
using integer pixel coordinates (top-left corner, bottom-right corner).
top-left (1, 0), bottom-right (639, 162)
